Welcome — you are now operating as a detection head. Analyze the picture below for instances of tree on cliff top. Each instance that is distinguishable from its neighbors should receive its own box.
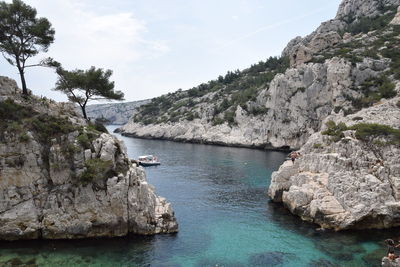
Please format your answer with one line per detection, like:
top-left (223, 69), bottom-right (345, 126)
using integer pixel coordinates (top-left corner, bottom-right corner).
top-left (0, 0), bottom-right (55, 95)
top-left (54, 66), bottom-right (124, 120)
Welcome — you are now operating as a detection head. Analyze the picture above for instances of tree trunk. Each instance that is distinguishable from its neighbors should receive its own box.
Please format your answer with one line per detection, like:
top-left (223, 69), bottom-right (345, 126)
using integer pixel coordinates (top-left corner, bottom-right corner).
top-left (16, 62), bottom-right (28, 95)
top-left (80, 105), bottom-right (88, 120)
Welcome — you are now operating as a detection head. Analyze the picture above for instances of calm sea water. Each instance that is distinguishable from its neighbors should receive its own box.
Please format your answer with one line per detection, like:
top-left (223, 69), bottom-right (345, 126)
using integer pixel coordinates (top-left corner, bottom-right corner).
top-left (0, 125), bottom-right (396, 267)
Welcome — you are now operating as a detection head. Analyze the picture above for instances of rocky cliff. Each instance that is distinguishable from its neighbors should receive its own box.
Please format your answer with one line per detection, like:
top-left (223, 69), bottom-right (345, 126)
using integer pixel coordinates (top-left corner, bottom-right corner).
top-left (267, 1), bottom-right (400, 231)
top-left (86, 100), bottom-right (150, 125)
top-left (117, 0), bottom-right (400, 231)
top-left (0, 77), bottom-right (177, 240)
top-left (119, 0), bottom-right (400, 152)
top-left (268, 94), bottom-right (400, 230)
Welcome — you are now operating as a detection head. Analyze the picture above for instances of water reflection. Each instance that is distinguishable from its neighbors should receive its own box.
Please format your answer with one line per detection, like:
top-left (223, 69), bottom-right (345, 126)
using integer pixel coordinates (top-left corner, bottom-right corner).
top-left (0, 126), bottom-right (393, 266)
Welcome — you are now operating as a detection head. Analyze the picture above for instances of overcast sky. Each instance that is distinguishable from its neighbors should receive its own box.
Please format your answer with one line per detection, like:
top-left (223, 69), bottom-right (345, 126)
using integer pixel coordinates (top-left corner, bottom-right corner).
top-left (0, 0), bottom-right (342, 103)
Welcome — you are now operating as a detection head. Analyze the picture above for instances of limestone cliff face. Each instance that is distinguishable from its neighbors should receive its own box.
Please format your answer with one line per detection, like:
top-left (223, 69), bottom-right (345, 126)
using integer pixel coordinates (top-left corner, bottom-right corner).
top-left (86, 100), bottom-right (150, 125)
top-left (0, 77), bottom-right (177, 240)
top-left (120, 54), bottom-right (390, 150)
top-left (119, 0), bottom-right (399, 153)
top-left (268, 94), bottom-right (400, 230)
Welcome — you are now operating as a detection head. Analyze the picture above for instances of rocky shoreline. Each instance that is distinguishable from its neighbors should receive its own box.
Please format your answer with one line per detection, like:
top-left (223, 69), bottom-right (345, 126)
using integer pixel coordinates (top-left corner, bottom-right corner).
top-left (118, 130), bottom-right (292, 152)
top-left (268, 96), bottom-right (400, 230)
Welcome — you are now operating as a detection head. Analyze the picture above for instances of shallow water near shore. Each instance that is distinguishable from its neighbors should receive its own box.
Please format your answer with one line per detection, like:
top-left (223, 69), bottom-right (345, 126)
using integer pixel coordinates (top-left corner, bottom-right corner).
top-left (0, 125), bottom-right (396, 267)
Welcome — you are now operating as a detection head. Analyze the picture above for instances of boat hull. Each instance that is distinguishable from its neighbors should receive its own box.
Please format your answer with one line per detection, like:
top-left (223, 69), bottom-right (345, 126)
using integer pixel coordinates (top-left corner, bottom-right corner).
top-left (139, 162), bottom-right (161, 167)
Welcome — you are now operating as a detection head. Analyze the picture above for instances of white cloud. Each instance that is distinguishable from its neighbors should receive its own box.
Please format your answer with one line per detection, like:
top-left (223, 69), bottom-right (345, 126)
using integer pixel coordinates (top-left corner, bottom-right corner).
top-left (36, 0), bottom-right (168, 67)
top-left (2, 0), bottom-right (170, 101)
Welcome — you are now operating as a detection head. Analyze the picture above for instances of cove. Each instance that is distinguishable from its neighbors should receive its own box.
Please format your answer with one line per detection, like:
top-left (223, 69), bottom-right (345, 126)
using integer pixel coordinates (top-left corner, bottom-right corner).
top-left (0, 125), bottom-right (395, 267)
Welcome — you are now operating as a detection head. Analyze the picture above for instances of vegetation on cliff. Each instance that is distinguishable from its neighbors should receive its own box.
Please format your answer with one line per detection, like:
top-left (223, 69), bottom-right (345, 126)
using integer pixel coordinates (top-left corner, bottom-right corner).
top-left (0, 98), bottom-right (76, 143)
top-left (0, 96), bottom-right (114, 185)
top-left (134, 56), bottom-right (289, 125)
top-left (323, 120), bottom-right (400, 145)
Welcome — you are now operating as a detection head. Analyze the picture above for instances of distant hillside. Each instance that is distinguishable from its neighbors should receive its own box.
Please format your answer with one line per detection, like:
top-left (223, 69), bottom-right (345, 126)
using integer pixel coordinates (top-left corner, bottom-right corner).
top-left (86, 100), bottom-right (149, 125)
top-left (119, 1), bottom-right (400, 150)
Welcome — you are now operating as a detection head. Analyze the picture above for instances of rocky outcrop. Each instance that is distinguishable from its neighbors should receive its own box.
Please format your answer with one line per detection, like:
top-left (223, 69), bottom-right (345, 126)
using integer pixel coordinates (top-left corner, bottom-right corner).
top-left (268, 95), bottom-right (400, 230)
top-left (0, 77), bottom-right (18, 98)
top-left (0, 77), bottom-right (177, 240)
top-left (283, 0), bottom-right (400, 66)
top-left (286, 31), bottom-right (342, 66)
top-left (86, 100), bottom-right (150, 125)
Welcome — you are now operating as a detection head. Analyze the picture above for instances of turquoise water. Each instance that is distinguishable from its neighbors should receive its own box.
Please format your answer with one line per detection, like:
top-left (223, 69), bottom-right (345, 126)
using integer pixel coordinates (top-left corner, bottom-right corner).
top-left (0, 125), bottom-right (395, 266)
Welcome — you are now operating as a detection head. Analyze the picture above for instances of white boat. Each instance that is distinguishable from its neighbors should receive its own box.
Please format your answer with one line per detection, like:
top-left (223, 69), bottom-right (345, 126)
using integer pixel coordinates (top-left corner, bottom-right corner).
top-left (138, 155), bottom-right (161, 167)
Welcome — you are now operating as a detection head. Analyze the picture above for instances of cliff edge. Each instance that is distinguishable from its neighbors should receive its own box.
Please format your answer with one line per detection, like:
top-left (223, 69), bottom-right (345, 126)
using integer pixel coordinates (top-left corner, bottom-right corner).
top-left (0, 77), bottom-right (178, 240)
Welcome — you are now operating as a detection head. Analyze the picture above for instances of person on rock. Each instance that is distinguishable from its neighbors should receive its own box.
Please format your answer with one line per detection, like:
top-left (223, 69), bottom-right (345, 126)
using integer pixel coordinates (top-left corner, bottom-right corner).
top-left (290, 151), bottom-right (299, 164)
top-left (385, 239), bottom-right (400, 260)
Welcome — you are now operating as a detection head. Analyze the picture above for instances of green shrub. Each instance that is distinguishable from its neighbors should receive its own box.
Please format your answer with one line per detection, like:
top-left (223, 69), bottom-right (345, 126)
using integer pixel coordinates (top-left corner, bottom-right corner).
top-left (334, 106), bottom-right (342, 113)
top-left (143, 118), bottom-right (156, 125)
top-left (224, 111), bottom-right (236, 126)
top-left (345, 9), bottom-right (397, 34)
top-left (19, 133), bottom-right (30, 142)
top-left (352, 116), bottom-right (363, 121)
top-left (250, 106), bottom-right (269, 116)
top-left (66, 143), bottom-right (79, 155)
top-left (322, 121), bottom-right (348, 141)
top-left (352, 75), bottom-right (397, 110)
top-left (380, 27), bottom-right (400, 79)
top-left (91, 119), bottom-right (108, 133)
top-left (80, 158), bottom-right (113, 185)
top-left (349, 123), bottom-right (400, 144)
top-left (0, 99), bottom-right (34, 122)
top-left (30, 115), bottom-right (76, 144)
top-left (313, 143), bottom-right (323, 149)
top-left (77, 133), bottom-right (91, 149)
top-left (186, 111), bottom-right (200, 121)
top-left (95, 117), bottom-right (110, 125)
top-left (212, 117), bottom-right (225, 126)
top-left (0, 99), bottom-right (36, 136)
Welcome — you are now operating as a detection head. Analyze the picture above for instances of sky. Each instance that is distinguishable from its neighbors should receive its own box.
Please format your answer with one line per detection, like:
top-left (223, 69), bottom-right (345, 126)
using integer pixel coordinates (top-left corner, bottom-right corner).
top-left (0, 0), bottom-right (342, 103)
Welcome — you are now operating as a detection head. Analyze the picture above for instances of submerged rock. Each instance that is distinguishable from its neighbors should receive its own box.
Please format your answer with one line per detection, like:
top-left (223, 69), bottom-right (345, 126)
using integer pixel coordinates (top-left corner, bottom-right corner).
top-left (0, 77), bottom-right (178, 240)
top-left (308, 258), bottom-right (339, 267)
top-left (382, 257), bottom-right (400, 267)
top-left (248, 251), bottom-right (296, 267)
top-left (363, 248), bottom-right (386, 267)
